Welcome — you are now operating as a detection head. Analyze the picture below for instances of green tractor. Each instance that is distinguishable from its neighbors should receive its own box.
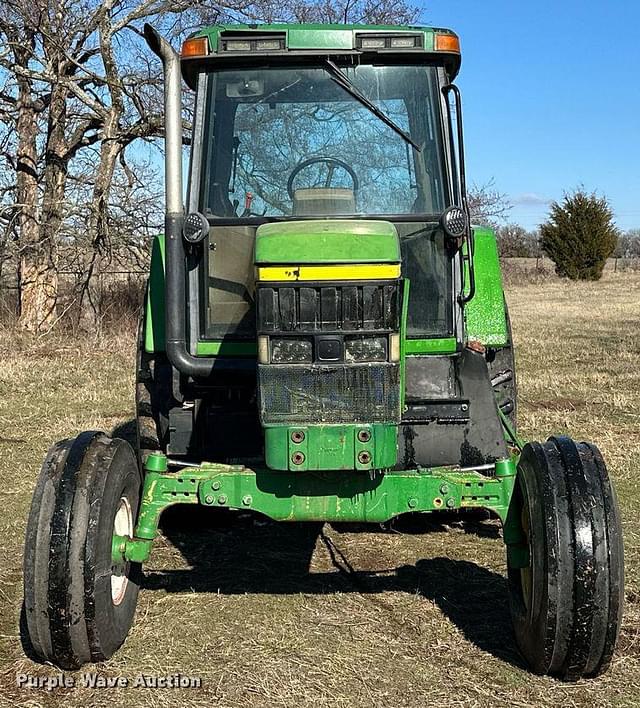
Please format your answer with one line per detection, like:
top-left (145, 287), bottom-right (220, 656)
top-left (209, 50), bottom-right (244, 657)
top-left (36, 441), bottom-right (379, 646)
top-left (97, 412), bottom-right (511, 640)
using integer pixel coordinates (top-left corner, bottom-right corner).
top-left (24, 22), bottom-right (623, 679)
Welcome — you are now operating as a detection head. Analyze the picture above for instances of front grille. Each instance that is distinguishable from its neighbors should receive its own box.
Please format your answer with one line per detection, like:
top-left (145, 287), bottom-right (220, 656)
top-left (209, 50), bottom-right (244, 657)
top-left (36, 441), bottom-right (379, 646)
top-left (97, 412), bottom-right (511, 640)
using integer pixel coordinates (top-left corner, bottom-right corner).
top-left (258, 363), bottom-right (401, 424)
top-left (257, 282), bottom-right (400, 333)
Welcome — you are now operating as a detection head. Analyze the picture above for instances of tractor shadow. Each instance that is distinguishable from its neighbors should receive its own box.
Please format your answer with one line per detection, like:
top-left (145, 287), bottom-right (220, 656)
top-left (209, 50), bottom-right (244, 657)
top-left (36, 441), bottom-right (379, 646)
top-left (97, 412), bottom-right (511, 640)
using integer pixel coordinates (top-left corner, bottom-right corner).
top-left (144, 506), bottom-right (524, 670)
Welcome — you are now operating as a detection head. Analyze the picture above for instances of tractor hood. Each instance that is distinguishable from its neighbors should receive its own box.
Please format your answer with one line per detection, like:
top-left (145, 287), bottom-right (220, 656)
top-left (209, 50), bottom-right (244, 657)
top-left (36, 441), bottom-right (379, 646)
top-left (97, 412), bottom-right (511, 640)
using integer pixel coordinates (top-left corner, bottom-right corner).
top-left (255, 220), bottom-right (400, 265)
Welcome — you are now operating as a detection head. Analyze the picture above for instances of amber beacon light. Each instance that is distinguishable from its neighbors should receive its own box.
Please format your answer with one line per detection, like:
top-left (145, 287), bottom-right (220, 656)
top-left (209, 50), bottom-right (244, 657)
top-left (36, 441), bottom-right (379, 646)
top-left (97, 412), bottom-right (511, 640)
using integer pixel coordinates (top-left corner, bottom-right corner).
top-left (181, 36), bottom-right (209, 58)
top-left (434, 32), bottom-right (461, 53)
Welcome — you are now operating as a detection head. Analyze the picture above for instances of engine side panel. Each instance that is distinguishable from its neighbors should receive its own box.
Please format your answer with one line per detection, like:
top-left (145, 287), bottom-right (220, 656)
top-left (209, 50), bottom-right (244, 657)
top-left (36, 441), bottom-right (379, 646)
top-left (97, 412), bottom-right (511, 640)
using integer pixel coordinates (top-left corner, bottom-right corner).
top-left (398, 349), bottom-right (508, 468)
top-left (464, 226), bottom-right (508, 348)
top-left (144, 234), bottom-right (166, 354)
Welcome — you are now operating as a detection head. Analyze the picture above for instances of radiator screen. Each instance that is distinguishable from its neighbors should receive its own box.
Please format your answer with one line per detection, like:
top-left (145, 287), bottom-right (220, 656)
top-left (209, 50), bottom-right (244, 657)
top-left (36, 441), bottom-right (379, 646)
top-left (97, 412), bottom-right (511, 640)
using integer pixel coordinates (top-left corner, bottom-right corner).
top-left (258, 363), bottom-right (400, 424)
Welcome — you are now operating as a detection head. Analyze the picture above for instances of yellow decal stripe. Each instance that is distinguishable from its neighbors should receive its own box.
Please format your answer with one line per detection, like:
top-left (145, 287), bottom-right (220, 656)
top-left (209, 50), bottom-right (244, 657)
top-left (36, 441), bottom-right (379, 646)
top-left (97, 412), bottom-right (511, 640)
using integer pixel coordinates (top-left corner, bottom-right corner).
top-left (257, 264), bottom-right (401, 282)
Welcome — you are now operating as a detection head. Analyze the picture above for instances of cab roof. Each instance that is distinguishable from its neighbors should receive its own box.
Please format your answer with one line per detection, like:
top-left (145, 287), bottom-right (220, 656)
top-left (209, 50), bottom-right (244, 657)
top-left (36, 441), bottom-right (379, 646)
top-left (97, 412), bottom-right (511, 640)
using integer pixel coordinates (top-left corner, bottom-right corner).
top-left (181, 23), bottom-right (461, 86)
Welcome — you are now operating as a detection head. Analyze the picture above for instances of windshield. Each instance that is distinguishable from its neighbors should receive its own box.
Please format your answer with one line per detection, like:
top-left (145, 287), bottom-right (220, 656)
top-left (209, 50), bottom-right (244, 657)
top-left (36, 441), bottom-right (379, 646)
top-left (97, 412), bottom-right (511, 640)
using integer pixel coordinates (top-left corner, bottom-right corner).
top-left (199, 64), bottom-right (448, 219)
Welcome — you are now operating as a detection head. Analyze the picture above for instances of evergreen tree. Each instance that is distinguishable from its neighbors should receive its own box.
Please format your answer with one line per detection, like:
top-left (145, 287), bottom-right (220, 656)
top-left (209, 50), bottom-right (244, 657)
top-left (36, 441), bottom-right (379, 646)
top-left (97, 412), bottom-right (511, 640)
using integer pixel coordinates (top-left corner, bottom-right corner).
top-left (540, 189), bottom-right (618, 280)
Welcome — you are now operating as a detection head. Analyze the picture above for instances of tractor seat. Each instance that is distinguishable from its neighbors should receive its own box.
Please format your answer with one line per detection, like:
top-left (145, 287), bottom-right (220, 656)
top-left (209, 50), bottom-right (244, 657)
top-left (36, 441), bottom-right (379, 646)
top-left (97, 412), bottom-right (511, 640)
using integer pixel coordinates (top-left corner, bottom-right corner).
top-left (293, 188), bottom-right (356, 216)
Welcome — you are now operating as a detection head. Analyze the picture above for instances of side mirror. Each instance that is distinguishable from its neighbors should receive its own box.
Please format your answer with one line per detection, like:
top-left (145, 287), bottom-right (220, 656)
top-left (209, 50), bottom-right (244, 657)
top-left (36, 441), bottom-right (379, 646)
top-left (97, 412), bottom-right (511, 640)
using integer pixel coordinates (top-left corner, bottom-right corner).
top-left (440, 205), bottom-right (467, 241)
top-left (182, 212), bottom-right (210, 244)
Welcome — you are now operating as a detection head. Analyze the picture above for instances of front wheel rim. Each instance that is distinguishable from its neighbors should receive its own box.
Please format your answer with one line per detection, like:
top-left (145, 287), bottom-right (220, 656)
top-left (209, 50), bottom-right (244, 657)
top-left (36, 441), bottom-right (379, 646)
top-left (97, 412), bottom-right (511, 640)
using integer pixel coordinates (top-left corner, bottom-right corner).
top-left (111, 496), bottom-right (133, 605)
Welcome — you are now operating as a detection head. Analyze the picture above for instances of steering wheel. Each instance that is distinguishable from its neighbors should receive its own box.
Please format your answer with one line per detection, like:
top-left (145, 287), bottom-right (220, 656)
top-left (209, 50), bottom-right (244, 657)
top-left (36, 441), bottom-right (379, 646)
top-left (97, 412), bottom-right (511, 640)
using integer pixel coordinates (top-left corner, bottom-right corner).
top-left (287, 157), bottom-right (359, 200)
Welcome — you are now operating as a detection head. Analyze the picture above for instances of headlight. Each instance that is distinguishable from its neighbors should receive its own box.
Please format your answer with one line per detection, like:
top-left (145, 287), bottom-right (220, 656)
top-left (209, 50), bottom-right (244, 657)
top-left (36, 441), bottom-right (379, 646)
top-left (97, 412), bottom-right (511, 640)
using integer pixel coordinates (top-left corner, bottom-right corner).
top-left (389, 333), bottom-right (400, 362)
top-left (258, 335), bottom-right (269, 364)
top-left (345, 336), bottom-right (387, 363)
top-left (270, 338), bottom-right (313, 364)
top-left (441, 205), bottom-right (467, 240)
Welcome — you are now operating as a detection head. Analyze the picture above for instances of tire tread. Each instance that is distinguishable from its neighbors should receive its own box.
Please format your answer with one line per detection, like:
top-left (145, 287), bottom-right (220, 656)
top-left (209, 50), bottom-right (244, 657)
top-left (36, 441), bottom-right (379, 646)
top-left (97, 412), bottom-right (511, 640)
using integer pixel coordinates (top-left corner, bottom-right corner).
top-left (509, 436), bottom-right (623, 680)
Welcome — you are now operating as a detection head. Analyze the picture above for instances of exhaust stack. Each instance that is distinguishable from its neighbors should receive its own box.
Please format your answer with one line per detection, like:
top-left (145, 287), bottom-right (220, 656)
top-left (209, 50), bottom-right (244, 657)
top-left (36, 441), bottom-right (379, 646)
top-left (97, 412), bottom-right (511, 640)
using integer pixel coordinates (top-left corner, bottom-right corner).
top-left (143, 24), bottom-right (215, 377)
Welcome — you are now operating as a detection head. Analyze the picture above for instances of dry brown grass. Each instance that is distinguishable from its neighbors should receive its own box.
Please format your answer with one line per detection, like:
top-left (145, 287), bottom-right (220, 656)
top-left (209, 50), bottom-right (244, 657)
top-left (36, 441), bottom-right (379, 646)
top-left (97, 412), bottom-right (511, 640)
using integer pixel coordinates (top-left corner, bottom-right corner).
top-left (0, 271), bottom-right (639, 707)
top-left (0, 276), bottom-right (144, 333)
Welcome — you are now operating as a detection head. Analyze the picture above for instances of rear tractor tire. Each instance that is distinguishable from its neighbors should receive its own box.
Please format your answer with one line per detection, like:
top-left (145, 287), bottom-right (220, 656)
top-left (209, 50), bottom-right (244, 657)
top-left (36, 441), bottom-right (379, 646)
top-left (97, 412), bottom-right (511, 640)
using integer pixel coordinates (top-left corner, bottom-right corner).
top-left (136, 313), bottom-right (172, 466)
top-left (487, 299), bottom-right (517, 429)
top-left (507, 436), bottom-right (624, 679)
top-left (23, 432), bottom-right (142, 669)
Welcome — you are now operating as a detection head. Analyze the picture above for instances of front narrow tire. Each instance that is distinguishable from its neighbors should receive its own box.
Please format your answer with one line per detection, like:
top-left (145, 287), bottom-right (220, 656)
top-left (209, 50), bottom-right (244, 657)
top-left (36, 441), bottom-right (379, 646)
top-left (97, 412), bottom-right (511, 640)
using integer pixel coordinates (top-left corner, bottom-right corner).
top-left (23, 433), bottom-right (142, 668)
top-left (508, 437), bottom-right (624, 679)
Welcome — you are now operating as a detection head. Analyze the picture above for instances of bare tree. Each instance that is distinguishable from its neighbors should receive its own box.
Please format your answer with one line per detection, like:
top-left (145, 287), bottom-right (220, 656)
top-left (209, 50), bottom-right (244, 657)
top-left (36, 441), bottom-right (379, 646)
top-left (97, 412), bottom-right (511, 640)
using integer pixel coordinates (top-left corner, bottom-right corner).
top-left (467, 180), bottom-right (511, 226)
top-left (1, 7), bottom-right (53, 329)
top-left (615, 229), bottom-right (640, 259)
top-left (0, 0), bottom-right (423, 331)
top-left (495, 223), bottom-right (540, 258)
top-left (211, 0), bottom-right (419, 24)
top-left (0, 1), bottom-right (224, 330)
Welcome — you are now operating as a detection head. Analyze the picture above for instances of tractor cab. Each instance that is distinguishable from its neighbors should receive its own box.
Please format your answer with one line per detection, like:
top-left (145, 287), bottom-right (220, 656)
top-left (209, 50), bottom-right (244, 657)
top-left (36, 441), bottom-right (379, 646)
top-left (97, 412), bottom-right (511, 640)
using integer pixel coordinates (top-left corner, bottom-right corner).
top-left (140, 24), bottom-right (507, 470)
top-left (182, 28), bottom-right (464, 348)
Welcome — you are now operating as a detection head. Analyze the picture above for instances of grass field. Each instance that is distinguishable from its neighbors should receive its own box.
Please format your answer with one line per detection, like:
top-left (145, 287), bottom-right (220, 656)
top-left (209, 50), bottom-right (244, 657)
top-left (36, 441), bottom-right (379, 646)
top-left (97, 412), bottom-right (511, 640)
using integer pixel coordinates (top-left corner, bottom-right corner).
top-left (1, 271), bottom-right (639, 707)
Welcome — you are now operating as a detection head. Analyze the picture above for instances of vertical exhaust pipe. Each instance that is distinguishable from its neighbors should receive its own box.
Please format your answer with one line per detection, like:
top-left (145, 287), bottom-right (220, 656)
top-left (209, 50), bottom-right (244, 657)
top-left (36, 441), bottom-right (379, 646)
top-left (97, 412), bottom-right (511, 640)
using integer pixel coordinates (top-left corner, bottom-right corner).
top-left (143, 24), bottom-right (215, 377)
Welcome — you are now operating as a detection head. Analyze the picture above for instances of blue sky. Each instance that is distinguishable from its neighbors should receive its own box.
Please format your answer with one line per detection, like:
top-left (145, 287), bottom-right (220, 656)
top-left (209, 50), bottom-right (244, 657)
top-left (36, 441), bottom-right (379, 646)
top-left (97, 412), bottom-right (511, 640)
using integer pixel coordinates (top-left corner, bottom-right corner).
top-left (421, 0), bottom-right (640, 231)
